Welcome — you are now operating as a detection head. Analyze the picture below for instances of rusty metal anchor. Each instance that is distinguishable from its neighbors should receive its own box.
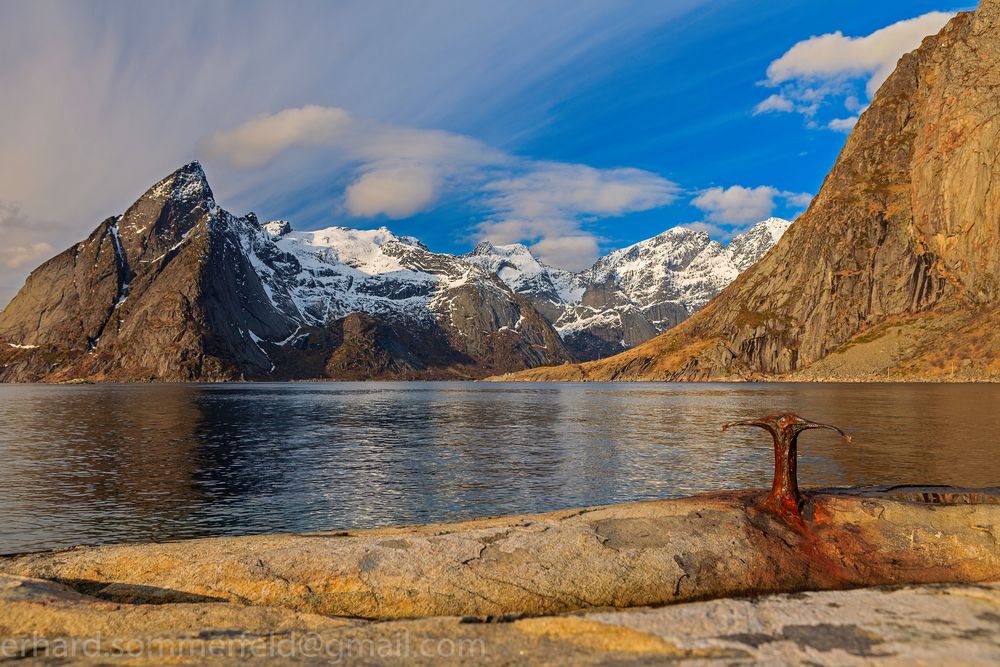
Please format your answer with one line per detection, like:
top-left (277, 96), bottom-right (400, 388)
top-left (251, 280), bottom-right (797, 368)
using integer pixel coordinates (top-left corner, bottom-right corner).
top-left (723, 413), bottom-right (852, 519)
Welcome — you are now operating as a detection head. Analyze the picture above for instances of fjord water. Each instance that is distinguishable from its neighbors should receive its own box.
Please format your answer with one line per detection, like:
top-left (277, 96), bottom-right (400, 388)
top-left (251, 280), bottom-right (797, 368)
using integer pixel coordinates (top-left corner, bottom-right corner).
top-left (1, 382), bottom-right (998, 554)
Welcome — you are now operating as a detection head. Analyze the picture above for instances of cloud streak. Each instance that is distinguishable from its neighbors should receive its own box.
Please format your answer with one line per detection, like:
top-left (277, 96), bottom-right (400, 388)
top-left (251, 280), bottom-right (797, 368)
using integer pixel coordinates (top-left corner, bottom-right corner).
top-left (206, 106), bottom-right (353, 169)
top-left (345, 167), bottom-right (441, 219)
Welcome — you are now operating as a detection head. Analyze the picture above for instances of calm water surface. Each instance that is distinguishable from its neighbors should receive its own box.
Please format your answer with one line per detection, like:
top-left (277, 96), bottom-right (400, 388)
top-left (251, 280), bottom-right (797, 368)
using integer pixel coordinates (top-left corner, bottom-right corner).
top-left (1, 382), bottom-right (998, 553)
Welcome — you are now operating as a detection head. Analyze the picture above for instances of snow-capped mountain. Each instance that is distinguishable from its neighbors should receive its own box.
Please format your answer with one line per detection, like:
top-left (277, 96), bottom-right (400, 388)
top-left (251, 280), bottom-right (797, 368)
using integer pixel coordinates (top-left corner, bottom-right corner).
top-left (466, 219), bottom-right (791, 360)
top-left (0, 161), bottom-right (788, 381)
top-left (0, 163), bottom-right (568, 382)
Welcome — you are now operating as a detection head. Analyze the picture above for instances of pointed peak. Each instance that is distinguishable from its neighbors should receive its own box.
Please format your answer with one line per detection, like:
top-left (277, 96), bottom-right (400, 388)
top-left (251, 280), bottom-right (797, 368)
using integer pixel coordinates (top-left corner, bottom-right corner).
top-left (142, 160), bottom-right (214, 208)
top-left (661, 225), bottom-right (707, 237)
top-left (178, 160), bottom-right (205, 176)
top-left (471, 241), bottom-right (537, 259)
top-left (117, 162), bottom-right (217, 244)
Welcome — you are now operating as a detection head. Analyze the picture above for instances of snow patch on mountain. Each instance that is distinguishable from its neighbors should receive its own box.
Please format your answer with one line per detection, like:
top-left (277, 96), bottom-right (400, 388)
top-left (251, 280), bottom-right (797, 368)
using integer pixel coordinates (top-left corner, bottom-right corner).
top-left (232, 220), bottom-right (516, 345)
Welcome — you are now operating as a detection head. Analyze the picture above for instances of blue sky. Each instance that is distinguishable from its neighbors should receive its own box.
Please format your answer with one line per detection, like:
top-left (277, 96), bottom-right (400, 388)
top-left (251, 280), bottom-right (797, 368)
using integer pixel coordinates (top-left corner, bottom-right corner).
top-left (0, 0), bottom-right (970, 298)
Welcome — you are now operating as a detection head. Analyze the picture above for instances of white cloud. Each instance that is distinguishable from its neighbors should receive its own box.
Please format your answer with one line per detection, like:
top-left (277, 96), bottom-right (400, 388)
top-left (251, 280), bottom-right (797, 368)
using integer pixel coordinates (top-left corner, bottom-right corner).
top-left (481, 164), bottom-right (678, 223)
top-left (474, 164), bottom-right (678, 267)
top-left (692, 185), bottom-right (779, 224)
top-left (691, 186), bottom-right (811, 225)
top-left (827, 116), bottom-right (859, 133)
top-left (345, 167), bottom-right (440, 218)
top-left (207, 106), bottom-right (501, 220)
top-left (0, 200), bottom-right (67, 303)
top-left (0, 242), bottom-right (54, 271)
top-left (753, 94), bottom-right (794, 115)
top-left (766, 12), bottom-right (954, 93)
top-left (844, 95), bottom-right (864, 113)
top-left (530, 235), bottom-right (600, 271)
top-left (757, 11), bottom-right (955, 130)
top-left (0, 201), bottom-right (62, 267)
top-left (205, 106), bottom-right (351, 169)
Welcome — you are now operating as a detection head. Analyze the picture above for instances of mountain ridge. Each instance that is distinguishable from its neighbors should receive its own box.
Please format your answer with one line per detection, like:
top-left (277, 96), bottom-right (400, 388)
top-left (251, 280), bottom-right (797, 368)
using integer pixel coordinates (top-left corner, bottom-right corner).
top-left (0, 164), bottom-right (783, 382)
top-left (466, 218), bottom-right (789, 360)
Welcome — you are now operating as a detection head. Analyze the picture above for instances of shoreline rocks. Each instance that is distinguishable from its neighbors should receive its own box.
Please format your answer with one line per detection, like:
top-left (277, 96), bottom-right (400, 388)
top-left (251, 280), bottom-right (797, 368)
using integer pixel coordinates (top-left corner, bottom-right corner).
top-left (1, 487), bottom-right (997, 620)
top-left (1, 487), bottom-right (998, 663)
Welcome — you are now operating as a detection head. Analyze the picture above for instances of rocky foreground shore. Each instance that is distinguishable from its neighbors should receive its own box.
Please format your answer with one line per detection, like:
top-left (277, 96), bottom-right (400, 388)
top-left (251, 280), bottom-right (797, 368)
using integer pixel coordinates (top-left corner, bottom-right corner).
top-left (2, 486), bottom-right (998, 664)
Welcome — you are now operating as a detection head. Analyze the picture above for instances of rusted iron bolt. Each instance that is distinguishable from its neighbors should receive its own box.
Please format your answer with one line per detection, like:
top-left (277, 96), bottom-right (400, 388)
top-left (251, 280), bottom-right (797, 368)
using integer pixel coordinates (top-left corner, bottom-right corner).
top-left (723, 413), bottom-right (852, 519)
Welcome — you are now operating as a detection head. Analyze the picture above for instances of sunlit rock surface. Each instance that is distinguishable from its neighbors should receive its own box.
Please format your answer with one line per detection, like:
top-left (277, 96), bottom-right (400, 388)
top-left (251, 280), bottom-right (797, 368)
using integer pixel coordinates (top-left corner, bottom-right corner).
top-left (1, 487), bottom-right (997, 620)
top-left (2, 483), bottom-right (1000, 665)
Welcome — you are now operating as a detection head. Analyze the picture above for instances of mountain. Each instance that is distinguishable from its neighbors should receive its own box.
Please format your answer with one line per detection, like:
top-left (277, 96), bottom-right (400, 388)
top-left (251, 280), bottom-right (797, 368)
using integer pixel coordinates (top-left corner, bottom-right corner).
top-left (495, 2), bottom-right (1000, 382)
top-left (0, 162), bottom-right (786, 382)
top-left (466, 219), bottom-right (790, 360)
top-left (0, 163), bottom-right (569, 381)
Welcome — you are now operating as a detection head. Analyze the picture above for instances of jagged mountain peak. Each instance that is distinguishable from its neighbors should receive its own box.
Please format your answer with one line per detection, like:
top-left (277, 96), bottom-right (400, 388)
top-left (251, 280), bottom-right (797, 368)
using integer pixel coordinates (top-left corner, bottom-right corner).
top-left (479, 241), bottom-right (533, 256)
top-left (113, 160), bottom-right (218, 255)
top-left (144, 161), bottom-right (215, 208)
top-left (466, 240), bottom-right (553, 272)
top-left (471, 240), bottom-right (499, 256)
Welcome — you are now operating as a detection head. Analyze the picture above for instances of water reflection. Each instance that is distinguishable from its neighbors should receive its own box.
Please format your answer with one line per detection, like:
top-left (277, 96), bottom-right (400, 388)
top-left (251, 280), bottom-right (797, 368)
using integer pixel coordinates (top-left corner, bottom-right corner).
top-left (0, 382), bottom-right (997, 553)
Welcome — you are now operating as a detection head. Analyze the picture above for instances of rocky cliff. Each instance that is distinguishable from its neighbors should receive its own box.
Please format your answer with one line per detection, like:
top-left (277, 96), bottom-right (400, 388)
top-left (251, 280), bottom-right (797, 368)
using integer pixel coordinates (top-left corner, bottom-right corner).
top-left (498, 2), bottom-right (1000, 382)
top-left (0, 163), bottom-right (570, 381)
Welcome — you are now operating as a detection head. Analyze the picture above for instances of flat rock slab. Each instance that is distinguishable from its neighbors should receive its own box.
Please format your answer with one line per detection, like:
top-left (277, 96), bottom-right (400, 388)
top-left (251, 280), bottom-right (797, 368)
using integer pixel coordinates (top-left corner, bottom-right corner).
top-left (1, 488), bottom-right (998, 619)
top-left (2, 575), bottom-right (998, 665)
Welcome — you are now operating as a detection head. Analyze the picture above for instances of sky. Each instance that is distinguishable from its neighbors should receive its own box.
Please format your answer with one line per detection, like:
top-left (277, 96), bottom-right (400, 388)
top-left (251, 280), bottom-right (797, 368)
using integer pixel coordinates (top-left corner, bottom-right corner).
top-left (0, 0), bottom-right (971, 303)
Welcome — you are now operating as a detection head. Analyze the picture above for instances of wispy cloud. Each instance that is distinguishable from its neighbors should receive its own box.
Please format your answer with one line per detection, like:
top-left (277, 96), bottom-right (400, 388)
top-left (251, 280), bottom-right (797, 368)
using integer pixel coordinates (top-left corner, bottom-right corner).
top-left (691, 185), bottom-right (810, 225)
top-left (827, 116), bottom-right (860, 133)
top-left (753, 94), bottom-right (795, 115)
top-left (205, 106), bottom-right (353, 169)
top-left (0, 200), bottom-right (71, 304)
top-left (0, 202), bottom-right (56, 270)
top-left (208, 105), bottom-right (679, 269)
top-left (754, 11), bottom-right (956, 129)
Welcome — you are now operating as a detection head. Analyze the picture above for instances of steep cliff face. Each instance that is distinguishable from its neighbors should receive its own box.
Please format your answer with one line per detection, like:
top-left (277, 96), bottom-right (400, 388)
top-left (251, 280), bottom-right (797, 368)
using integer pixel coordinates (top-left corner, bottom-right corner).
top-left (0, 163), bottom-right (285, 381)
top-left (498, 2), bottom-right (1000, 382)
top-left (0, 163), bottom-right (570, 381)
